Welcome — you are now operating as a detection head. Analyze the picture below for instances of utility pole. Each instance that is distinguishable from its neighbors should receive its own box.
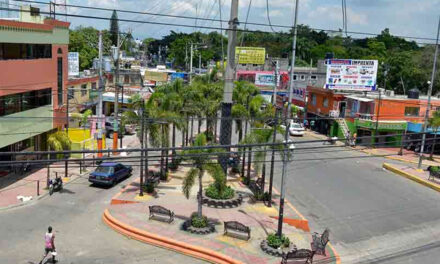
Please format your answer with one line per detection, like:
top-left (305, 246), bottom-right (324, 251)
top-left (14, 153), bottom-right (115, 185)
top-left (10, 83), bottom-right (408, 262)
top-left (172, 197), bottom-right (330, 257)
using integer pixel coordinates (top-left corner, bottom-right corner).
top-left (268, 108), bottom-right (278, 207)
top-left (190, 43), bottom-right (194, 83)
top-left (120, 85), bottom-right (124, 149)
top-left (113, 34), bottom-right (120, 155)
top-left (199, 53), bottom-right (202, 74)
top-left (219, 0), bottom-right (239, 172)
top-left (97, 31), bottom-right (104, 158)
top-left (418, 16), bottom-right (440, 169)
top-left (139, 106), bottom-right (144, 196)
top-left (272, 60), bottom-right (279, 105)
top-left (278, 0), bottom-right (299, 238)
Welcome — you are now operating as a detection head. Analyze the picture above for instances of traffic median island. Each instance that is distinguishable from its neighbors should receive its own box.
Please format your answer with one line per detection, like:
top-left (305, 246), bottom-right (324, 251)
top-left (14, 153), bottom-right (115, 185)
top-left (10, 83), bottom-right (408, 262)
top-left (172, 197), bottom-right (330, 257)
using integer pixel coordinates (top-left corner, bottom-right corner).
top-left (102, 168), bottom-right (337, 264)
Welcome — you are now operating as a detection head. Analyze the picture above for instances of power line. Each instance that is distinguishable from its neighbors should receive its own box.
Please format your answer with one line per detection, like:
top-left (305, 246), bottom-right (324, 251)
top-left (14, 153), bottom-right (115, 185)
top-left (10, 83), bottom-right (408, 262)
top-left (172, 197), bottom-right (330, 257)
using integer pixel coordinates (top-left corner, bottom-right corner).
top-left (265, 0), bottom-right (276, 33)
top-left (9, 0), bottom-right (439, 42)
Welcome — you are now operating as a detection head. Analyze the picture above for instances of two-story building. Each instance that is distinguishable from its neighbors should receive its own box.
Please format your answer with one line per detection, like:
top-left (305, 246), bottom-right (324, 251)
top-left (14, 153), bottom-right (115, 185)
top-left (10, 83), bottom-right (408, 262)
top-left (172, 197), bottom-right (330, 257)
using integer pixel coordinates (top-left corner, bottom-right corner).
top-left (0, 9), bottom-right (69, 165)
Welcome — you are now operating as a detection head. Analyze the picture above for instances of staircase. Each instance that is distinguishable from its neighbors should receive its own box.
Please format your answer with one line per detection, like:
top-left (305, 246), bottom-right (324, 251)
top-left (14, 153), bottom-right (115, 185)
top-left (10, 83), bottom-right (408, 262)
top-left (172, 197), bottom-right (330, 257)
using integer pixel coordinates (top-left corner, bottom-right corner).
top-left (336, 118), bottom-right (350, 140)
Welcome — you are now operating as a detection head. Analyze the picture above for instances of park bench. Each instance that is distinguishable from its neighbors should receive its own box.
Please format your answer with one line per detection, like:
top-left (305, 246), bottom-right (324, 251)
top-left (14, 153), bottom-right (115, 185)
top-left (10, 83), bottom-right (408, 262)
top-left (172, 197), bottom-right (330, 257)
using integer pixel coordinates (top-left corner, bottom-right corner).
top-left (223, 221), bottom-right (251, 240)
top-left (148, 205), bottom-right (174, 223)
top-left (311, 228), bottom-right (329, 256)
top-left (281, 249), bottom-right (314, 264)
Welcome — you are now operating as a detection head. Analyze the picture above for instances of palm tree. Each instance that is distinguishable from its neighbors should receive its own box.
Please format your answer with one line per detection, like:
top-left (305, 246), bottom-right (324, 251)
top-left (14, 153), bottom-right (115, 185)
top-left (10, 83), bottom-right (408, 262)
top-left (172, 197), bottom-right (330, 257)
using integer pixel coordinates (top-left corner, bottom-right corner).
top-left (182, 133), bottom-right (225, 218)
top-left (47, 131), bottom-right (71, 159)
top-left (429, 110), bottom-right (440, 160)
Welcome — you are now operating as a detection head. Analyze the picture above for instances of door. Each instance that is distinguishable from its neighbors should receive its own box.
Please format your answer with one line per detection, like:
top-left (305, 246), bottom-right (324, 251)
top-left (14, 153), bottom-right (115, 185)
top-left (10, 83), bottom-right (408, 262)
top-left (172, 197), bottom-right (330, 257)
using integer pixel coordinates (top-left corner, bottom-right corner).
top-left (339, 102), bottom-right (346, 118)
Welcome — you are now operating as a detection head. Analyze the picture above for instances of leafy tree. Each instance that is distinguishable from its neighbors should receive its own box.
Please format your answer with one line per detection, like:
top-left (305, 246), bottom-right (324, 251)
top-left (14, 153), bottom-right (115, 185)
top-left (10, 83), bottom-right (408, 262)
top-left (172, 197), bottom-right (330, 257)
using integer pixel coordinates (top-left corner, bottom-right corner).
top-left (429, 111), bottom-right (440, 160)
top-left (109, 10), bottom-right (119, 46)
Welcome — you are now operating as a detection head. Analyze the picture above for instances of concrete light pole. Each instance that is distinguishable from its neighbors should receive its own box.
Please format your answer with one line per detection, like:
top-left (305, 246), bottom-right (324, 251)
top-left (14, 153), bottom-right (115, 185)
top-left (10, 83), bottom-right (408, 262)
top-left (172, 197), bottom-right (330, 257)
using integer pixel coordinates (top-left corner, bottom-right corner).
top-left (418, 16), bottom-right (440, 169)
top-left (97, 31), bottom-right (104, 158)
top-left (277, 0), bottom-right (299, 238)
top-left (219, 0), bottom-right (239, 172)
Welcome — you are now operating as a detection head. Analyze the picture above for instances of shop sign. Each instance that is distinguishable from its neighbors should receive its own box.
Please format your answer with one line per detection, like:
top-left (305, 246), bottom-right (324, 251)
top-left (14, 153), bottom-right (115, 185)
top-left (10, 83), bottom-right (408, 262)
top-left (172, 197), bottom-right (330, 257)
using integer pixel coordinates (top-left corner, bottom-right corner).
top-left (357, 120), bottom-right (407, 130)
top-left (325, 59), bottom-right (378, 91)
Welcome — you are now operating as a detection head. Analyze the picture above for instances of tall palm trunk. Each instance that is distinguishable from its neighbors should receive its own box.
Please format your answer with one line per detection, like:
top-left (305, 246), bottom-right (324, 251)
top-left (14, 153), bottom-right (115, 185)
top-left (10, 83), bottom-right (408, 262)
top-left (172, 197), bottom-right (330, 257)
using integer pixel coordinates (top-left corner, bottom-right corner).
top-left (214, 116), bottom-right (218, 143)
top-left (261, 149), bottom-right (267, 192)
top-left (198, 168), bottom-right (203, 218)
top-left (198, 115), bottom-right (202, 134)
top-left (190, 117), bottom-right (194, 142)
top-left (430, 132), bottom-right (438, 160)
top-left (172, 123), bottom-right (176, 158)
top-left (247, 146), bottom-right (252, 184)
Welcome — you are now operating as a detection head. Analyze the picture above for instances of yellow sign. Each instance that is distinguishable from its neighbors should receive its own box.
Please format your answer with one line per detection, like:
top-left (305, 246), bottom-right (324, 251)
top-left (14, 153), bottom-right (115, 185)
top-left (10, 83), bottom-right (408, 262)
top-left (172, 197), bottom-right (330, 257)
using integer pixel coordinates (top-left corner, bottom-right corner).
top-left (144, 71), bottom-right (168, 82)
top-left (235, 47), bottom-right (266, 65)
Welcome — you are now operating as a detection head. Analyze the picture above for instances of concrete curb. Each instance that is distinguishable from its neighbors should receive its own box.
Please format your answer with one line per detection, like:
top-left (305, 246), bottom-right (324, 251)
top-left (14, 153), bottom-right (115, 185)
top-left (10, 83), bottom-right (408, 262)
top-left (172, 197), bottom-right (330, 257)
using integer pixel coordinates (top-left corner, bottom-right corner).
top-left (271, 186), bottom-right (340, 264)
top-left (102, 209), bottom-right (243, 264)
top-left (383, 163), bottom-right (440, 192)
top-left (0, 172), bottom-right (86, 212)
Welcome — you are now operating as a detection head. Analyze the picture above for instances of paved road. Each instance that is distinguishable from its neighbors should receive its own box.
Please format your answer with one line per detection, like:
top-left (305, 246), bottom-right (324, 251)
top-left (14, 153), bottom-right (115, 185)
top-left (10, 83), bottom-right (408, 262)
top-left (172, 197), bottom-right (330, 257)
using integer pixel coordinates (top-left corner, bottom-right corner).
top-left (271, 132), bottom-right (440, 263)
top-left (0, 149), bottom-right (205, 264)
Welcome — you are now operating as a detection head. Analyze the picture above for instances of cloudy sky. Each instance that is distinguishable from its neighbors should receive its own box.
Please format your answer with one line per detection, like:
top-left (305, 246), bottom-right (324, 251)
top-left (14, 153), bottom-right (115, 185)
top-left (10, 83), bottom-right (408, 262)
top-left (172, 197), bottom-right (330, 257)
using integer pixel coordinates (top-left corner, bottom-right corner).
top-left (37, 0), bottom-right (440, 43)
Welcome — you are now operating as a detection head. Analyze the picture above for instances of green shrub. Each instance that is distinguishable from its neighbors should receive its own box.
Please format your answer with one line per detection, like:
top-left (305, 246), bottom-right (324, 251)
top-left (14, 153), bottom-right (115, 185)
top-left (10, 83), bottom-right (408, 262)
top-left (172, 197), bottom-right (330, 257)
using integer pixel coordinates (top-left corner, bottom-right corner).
top-left (431, 166), bottom-right (440, 174)
top-left (241, 177), bottom-right (250, 185)
top-left (205, 184), bottom-right (235, 200)
top-left (142, 182), bottom-right (155, 194)
top-left (190, 213), bottom-right (208, 228)
top-left (266, 233), bottom-right (290, 249)
top-left (254, 191), bottom-right (270, 201)
top-left (169, 154), bottom-right (183, 170)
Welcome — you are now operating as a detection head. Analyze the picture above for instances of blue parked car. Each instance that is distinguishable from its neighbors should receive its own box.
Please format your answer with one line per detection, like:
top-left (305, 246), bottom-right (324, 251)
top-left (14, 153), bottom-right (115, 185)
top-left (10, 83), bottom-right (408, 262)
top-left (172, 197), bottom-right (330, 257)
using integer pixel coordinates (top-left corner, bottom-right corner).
top-left (89, 162), bottom-right (132, 186)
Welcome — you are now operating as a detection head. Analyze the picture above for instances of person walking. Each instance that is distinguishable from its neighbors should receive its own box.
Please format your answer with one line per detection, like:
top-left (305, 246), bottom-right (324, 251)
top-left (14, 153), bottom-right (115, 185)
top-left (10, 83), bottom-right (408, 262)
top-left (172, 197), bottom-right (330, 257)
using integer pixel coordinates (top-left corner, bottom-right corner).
top-left (40, 226), bottom-right (56, 264)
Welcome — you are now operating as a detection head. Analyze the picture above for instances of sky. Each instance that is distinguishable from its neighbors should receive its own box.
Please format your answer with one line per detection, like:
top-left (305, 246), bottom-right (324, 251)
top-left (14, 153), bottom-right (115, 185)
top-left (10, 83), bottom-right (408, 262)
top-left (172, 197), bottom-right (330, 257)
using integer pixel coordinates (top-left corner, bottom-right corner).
top-left (25, 0), bottom-right (440, 44)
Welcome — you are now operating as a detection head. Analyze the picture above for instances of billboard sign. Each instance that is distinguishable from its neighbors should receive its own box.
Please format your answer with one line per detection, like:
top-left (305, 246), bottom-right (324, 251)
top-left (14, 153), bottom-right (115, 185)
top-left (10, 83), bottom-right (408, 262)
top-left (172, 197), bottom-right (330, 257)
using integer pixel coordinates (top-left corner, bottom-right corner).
top-left (68, 52), bottom-right (79, 76)
top-left (255, 73), bottom-right (280, 86)
top-left (292, 87), bottom-right (306, 102)
top-left (144, 71), bottom-right (168, 82)
top-left (325, 59), bottom-right (378, 91)
top-left (235, 47), bottom-right (266, 65)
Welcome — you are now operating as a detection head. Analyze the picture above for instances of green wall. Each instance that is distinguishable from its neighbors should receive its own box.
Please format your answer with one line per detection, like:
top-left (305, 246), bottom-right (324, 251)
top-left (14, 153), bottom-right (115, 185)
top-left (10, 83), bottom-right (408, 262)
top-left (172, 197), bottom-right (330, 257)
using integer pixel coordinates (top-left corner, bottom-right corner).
top-left (0, 105), bottom-right (53, 148)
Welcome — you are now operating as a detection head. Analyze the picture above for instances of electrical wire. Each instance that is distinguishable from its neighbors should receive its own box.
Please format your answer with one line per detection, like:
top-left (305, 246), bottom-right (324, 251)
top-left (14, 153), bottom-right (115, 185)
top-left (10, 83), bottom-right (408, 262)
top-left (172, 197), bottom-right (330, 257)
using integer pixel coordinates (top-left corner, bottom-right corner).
top-left (265, 0), bottom-right (276, 32)
top-left (9, 0), bottom-right (439, 43)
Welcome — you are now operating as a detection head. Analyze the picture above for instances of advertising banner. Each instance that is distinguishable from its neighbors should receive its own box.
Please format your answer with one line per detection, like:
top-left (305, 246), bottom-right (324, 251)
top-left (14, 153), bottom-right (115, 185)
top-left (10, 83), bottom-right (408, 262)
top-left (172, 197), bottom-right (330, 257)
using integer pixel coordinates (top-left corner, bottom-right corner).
top-left (68, 52), bottom-right (79, 76)
top-left (255, 73), bottom-right (281, 86)
top-left (235, 47), bottom-right (266, 65)
top-left (292, 87), bottom-right (306, 102)
top-left (144, 71), bottom-right (168, 82)
top-left (325, 59), bottom-right (378, 91)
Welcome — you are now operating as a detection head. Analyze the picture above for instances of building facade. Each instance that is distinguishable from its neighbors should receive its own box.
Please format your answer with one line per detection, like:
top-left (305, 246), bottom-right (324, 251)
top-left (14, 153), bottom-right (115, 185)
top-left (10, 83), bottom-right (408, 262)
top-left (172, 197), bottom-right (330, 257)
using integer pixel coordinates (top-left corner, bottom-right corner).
top-left (0, 15), bottom-right (70, 165)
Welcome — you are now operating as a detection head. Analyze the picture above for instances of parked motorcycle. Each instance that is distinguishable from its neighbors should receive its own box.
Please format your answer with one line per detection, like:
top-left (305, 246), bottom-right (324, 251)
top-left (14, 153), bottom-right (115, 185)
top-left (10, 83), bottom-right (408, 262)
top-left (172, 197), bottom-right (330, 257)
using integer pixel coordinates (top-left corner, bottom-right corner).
top-left (49, 176), bottom-right (63, 195)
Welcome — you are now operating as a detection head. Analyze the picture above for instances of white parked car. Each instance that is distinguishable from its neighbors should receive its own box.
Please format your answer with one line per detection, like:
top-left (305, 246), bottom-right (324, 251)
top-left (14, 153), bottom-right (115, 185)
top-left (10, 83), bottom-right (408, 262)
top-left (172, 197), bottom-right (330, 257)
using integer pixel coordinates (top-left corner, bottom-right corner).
top-left (289, 122), bottom-right (305, 136)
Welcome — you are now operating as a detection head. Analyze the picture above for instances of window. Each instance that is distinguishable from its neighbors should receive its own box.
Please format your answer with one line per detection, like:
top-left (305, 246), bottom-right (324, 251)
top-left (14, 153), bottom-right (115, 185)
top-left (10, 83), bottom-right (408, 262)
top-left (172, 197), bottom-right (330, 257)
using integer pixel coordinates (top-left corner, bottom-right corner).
top-left (405, 107), bottom-right (420, 117)
top-left (91, 82), bottom-right (97, 90)
top-left (124, 75), bottom-right (130, 84)
top-left (300, 75), bottom-right (305, 80)
top-left (293, 75), bottom-right (298, 80)
top-left (0, 43), bottom-right (51, 60)
top-left (311, 94), bottom-right (317, 106)
top-left (68, 86), bottom-right (74, 100)
top-left (0, 88), bottom-right (51, 117)
top-left (310, 75), bottom-right (317, 80)
top-left (57, 58), bottom-right (63, 106)
top-left (323, 98), bottom-right (329, 108)
top-left (81, 84), bottom-right (87, 97)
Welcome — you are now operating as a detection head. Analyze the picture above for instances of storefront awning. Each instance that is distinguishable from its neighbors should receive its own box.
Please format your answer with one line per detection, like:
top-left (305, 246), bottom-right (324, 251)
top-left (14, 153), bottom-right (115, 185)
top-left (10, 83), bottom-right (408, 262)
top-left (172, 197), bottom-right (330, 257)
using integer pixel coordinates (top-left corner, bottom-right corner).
top-left (346, 96), bottom-right (374, 102)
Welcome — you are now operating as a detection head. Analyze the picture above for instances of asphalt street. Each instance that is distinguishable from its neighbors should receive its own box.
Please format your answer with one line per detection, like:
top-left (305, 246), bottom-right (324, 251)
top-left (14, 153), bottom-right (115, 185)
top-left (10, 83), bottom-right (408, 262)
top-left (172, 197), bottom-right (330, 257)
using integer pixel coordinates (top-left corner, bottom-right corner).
top-left (271, 132), bottom-right (440, 263)
top-left (0, 147), bottom-right (205, 264)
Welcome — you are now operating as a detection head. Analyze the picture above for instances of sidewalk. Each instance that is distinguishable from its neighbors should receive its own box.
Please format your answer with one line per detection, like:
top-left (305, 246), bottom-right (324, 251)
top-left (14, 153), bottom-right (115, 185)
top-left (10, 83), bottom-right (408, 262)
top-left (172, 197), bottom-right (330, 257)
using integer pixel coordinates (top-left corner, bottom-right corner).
top-left (0, 134), bottom-right (140, 210)
top-left (358, 147), bottom-right (440, 166)
top-left (104, 166), bottom-right (338, 264)
top-left (383, 162), bottom-right (440, 193)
